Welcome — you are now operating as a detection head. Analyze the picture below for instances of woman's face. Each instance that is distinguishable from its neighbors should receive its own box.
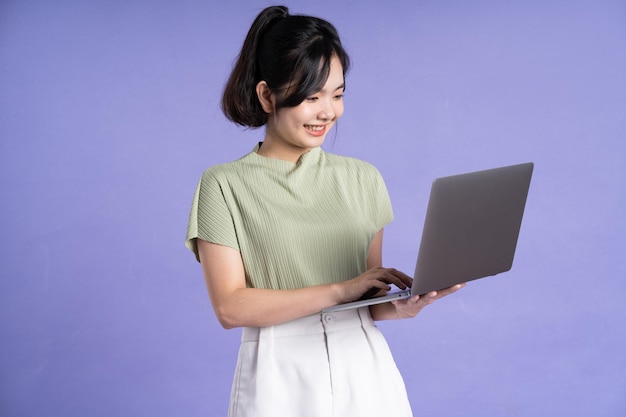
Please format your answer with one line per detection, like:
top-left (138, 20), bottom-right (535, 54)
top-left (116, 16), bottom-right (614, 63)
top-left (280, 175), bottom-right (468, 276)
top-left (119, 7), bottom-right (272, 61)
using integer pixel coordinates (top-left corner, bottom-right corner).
top-left (263, 55), bottom-right (345, 162)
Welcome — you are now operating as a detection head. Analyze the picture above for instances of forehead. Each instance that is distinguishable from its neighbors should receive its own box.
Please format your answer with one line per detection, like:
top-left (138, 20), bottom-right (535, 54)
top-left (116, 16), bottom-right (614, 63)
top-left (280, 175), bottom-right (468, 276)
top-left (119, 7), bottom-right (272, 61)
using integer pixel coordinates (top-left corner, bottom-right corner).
top-left (321, 56), bottom-right (345, 88)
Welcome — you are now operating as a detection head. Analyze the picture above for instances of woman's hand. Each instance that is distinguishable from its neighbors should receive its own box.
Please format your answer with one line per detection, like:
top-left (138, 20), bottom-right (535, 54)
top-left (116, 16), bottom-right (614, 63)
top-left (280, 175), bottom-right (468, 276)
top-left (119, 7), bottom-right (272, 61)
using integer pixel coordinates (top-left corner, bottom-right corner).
top-left (389, 283), bottom-right (465, 319)
top-left (335, 267), bottom-right (413, 304)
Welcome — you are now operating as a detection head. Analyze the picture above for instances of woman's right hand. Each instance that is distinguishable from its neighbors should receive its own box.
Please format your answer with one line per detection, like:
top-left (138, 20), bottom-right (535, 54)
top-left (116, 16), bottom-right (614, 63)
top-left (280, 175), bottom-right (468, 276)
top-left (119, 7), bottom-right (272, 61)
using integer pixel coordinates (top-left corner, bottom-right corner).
top-left (336, 267), bottom-right (413, 304)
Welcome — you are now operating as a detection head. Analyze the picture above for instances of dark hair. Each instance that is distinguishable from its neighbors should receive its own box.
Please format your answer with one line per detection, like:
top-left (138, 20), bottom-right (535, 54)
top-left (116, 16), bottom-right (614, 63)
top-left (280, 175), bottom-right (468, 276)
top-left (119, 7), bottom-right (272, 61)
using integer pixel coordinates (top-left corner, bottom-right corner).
top-left (222, 5), bottom-right (350, 128)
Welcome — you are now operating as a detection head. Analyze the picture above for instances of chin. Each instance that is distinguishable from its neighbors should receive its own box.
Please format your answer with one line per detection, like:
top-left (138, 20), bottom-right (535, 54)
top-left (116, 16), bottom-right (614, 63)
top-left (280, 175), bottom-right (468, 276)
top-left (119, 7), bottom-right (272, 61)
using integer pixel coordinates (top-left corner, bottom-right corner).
top-left (306, 135), bottom-right (328, 148)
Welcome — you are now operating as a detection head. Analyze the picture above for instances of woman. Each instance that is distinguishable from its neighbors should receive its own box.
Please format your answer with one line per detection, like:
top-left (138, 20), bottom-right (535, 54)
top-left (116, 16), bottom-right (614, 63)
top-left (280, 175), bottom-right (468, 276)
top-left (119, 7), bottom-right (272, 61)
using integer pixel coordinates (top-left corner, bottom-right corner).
top-left (186, 6), bottom-right (463, 417)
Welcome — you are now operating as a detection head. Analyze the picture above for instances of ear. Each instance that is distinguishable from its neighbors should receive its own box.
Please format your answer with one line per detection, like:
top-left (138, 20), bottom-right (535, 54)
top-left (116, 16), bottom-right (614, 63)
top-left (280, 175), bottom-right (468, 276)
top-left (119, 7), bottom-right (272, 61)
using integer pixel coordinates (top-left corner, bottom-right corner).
top-left (256, 81), bottom-right (275, 114)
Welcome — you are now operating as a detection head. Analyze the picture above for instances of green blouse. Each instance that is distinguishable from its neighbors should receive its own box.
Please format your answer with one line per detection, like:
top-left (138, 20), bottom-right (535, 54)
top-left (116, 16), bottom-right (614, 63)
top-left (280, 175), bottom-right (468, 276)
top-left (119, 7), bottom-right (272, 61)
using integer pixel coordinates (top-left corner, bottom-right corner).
top-left (185, 145), bottom-right (393, 290)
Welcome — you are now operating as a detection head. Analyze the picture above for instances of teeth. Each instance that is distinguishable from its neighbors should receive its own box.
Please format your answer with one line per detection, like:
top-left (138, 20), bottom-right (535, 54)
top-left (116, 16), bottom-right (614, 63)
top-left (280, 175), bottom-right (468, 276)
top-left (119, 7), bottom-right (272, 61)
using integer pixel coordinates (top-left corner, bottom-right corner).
top-left (306, 125), bottom-right (324, 131)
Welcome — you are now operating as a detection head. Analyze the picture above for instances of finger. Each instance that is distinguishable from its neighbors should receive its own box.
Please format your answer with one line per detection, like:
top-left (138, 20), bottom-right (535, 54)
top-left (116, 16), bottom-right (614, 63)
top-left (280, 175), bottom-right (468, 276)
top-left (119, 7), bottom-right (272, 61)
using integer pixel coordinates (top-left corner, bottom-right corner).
top-left (358, 286), bottom-right (387, 301)
top-left (437, 284), bottom-right (464, 296)
top-left (379, 269), bottom-right (413, 289)
top-left (392, 295), bottom-right (420, 306)
top-left (389, 268), bottom-right (413, 286)
top-left (364, 279), bottom-right (392, 293)
top-left (424, 285), bottom-right (463, 303)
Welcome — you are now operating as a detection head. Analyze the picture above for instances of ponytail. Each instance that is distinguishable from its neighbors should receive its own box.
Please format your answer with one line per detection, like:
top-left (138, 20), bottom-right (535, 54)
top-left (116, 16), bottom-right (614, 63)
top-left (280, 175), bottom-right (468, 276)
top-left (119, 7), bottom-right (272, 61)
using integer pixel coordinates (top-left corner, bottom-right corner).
top-left (221, 6), bottom-right (289, 127)
top-left (221, 6), bottom-right (350, 128)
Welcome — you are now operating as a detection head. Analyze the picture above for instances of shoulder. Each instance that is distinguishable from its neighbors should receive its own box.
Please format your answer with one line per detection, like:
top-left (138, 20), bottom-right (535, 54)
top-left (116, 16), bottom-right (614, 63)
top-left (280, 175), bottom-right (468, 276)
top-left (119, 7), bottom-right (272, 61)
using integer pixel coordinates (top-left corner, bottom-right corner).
top-left (323, 151), bottom-right (384, 180)
top-left (199, 152), bottom-right (256, 183)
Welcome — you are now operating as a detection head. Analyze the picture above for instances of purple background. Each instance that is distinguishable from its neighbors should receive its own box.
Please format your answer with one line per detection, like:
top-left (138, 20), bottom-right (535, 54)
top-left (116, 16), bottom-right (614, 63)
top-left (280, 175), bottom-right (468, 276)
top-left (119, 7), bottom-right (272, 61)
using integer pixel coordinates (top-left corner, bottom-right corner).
top-left (1, 0), bottom-right (625, 415)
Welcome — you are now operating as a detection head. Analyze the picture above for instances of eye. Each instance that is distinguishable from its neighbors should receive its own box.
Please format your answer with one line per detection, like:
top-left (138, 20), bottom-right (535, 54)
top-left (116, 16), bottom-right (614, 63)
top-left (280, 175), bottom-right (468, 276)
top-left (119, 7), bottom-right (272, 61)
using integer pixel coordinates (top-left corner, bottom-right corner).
top-left (305, 96), bottom-right (319, 102)
top-left (334, 93), bottom-right (344, 100)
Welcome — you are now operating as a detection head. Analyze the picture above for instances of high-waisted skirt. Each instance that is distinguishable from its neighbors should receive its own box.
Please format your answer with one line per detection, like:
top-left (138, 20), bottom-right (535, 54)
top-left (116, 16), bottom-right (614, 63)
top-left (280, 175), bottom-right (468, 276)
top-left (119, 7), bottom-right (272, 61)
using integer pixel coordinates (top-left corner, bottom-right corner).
top-left (228, 307), bottom-right (413, 417)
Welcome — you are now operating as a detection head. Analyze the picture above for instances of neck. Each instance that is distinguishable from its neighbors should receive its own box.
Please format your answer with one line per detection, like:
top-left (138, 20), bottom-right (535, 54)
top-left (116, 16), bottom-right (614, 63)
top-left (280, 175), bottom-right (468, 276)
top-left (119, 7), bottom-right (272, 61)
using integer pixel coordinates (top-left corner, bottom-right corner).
top-left (256, 132), bottom-right (315, 163)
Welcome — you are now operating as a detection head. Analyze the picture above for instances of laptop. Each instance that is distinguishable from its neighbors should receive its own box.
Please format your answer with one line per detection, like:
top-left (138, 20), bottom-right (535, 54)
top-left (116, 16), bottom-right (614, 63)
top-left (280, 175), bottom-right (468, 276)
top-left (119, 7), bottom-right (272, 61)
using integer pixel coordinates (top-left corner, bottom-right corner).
top-left (322, 162), bottom-right (534, 313)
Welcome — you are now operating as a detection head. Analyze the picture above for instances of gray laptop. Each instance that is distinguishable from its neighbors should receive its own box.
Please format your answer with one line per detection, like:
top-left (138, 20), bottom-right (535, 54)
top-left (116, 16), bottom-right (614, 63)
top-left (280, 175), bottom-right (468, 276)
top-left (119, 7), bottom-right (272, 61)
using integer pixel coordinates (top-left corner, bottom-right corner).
top-left (322, 162), bottom-right (534, 313)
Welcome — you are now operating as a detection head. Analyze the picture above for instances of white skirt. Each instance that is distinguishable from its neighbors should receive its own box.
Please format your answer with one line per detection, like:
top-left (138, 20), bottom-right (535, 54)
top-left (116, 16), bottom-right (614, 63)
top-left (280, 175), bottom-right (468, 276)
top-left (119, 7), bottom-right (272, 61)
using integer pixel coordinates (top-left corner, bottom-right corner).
top-left (228, 307), bottom-right (413, 417)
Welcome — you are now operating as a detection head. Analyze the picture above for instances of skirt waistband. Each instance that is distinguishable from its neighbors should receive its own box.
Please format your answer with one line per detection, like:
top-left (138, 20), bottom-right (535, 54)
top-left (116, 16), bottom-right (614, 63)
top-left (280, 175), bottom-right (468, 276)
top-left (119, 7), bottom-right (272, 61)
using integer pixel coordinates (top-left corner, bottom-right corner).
top-left (241, 307), bottom-right (375, 342)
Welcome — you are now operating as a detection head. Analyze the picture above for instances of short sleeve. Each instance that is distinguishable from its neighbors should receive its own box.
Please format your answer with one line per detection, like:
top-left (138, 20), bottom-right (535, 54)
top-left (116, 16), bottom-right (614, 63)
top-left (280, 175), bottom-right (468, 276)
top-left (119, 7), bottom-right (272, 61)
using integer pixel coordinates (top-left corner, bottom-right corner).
top-left (371, 168), bottom-right (394, 231)
top-left (185, 170), bottom-right (240, 262)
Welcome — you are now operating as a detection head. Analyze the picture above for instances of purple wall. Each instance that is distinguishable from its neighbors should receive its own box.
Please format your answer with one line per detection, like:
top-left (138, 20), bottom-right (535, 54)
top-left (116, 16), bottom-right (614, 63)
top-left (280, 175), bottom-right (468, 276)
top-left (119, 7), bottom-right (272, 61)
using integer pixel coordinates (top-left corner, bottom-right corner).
top-left (1, 0), bottom-right (624, 415)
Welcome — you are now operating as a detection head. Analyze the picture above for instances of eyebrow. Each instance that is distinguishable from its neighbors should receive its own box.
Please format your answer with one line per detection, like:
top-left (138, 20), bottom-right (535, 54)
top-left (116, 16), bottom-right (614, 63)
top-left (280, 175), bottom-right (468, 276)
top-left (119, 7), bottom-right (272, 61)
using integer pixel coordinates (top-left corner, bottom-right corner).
top-left (322, 83), bottom-right (345, 94)
top-left (314, 82), bottom-right (345, 95)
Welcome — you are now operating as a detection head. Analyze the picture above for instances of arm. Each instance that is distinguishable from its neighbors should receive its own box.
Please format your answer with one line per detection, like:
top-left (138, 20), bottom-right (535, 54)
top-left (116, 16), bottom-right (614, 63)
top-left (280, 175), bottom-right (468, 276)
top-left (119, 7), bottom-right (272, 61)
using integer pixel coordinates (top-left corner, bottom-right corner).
top-left (367, 230), bottom-right (465, 321)
top-left (197, 234), bottom-right (411, 329)
top-left (369, 286), bottom-right (464, 321)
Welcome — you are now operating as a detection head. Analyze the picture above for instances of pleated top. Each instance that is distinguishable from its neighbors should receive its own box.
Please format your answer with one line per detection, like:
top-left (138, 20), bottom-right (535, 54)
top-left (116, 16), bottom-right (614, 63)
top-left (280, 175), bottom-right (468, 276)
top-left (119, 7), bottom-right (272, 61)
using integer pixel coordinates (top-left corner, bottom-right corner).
top-left (185, 144), bottom-right (393, 290)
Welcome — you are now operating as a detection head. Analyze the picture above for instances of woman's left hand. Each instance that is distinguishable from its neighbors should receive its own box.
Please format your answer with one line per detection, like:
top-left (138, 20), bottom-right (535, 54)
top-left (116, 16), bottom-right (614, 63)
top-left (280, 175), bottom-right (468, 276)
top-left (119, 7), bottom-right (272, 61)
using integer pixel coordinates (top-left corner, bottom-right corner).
top-left (390, 283), bottom-right (465, 319)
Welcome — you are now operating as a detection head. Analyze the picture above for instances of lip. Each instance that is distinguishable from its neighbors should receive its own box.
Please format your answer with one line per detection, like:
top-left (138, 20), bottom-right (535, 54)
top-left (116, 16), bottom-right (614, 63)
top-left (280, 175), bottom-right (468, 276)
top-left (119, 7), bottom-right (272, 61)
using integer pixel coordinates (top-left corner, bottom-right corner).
top-left (304, 124), bottom-right (327, 137)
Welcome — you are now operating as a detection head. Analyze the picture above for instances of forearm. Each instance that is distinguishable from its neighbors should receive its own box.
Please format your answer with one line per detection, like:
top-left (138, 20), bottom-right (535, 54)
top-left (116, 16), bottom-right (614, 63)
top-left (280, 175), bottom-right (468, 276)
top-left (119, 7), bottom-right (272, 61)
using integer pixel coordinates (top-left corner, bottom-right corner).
top-left (369, 301), bottom-right (401, 321)
top-left (197, 233), bottom-right (410, 329)
top-left (211, 283), bottom-right (342, 329)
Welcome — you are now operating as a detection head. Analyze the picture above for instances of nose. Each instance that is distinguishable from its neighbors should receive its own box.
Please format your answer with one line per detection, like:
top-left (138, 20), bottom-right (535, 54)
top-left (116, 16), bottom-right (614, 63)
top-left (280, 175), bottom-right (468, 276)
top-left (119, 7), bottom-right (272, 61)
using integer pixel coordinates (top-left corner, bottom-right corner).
top-left (317, 98), bottom-right (336, 121)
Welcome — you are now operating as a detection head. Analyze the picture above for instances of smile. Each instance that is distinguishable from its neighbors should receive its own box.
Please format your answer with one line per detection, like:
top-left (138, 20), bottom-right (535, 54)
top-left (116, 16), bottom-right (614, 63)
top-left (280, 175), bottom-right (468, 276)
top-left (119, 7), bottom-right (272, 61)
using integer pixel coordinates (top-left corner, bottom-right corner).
top-left (305, 125), bottom-right (326, 132)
